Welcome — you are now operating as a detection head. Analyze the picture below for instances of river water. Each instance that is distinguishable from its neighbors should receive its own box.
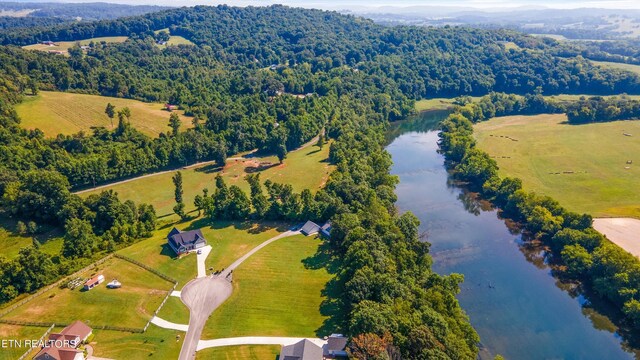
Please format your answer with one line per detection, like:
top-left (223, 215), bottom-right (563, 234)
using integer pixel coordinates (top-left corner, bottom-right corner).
top-left (386, 110), bottom-right (638, 360)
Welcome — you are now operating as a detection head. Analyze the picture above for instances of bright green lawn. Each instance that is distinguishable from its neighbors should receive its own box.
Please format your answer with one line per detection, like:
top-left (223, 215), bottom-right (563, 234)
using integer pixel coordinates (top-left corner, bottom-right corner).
top-left (81, 142), bottom-right (333, 220)
top-left (475, 114), bottom-right (640, 218)
top-left (117, 226), bottom-right (198, 288)
top-left (202, 235), bottom-right (332, 339)
top-left (196, 345), bottom-right (280, 360)
top-left (92, 326), bottom-right (183, 360)
top-left (0, 325), bottom-right (57, 360)
top-left (156, 296), bottom-right (189, 325)
top-left (202, 221), bottom-right (289, 272)
top-left (1, 258), bottom-right (174, 328)
top-left (15, 91), bottom-right (191, 138)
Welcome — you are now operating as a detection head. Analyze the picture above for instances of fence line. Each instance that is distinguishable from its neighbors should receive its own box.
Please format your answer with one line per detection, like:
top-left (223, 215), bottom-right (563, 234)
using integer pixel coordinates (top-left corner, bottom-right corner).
top-left (16, 323), bottom-right (55, 360)
top-left (0, 254), bottom-right (114, 318)
top-left (1, 253), bottom-right (180, 334)
top-left (114, 253), bottom-right (177, 283)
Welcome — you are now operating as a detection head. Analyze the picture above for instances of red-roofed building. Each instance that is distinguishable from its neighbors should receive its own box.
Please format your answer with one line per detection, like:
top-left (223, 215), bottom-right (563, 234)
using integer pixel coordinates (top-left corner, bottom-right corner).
top-left (33, 321), bottom-right (92, 360)
top-left (83, 274), bottom-right (104, 291)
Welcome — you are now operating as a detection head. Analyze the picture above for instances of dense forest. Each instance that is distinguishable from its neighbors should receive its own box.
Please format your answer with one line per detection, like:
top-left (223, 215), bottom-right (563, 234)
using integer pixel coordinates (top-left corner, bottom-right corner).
top-left (0, 2), bottom-right (169, 20)
top-left (439, 97), bottom-right (640, 333)
top-left (2, 5), bottom-right (640, 358)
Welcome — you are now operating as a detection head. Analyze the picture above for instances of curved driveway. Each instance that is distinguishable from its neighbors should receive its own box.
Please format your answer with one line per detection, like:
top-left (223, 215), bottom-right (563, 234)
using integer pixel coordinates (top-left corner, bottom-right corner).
top-left (178, 230), bottom-right (300, 360)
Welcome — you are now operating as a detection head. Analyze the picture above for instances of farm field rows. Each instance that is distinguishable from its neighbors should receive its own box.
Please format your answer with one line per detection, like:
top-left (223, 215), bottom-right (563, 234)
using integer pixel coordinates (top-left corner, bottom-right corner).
top-left (80, 140), bottom-right (333, 220)
top-left (15, 91), bottom-right (191, 138)
top-left (474, 114), bottom-right (640, 218)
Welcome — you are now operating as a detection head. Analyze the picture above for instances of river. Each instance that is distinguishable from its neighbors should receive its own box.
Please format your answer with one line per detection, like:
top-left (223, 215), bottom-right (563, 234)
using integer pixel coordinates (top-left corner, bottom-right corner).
top-left (387, 110), bottom-right (638, 360)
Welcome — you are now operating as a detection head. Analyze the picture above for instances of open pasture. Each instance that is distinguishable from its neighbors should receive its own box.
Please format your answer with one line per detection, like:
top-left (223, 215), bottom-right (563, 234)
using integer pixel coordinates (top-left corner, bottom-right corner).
top-left (475, 114), bottom-right (640, 218)
top-left (15, 91), bottom-right (191, 138)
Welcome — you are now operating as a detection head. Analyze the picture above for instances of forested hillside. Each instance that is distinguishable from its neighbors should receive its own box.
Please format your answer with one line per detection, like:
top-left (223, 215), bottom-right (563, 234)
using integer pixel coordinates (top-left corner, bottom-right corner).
top-left (2, 5), bottom-right (640, 359)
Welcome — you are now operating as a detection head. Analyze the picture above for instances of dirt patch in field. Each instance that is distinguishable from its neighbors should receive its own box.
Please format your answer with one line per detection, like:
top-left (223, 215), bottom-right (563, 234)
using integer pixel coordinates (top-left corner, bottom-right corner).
top-left (593, 218), bottom-right (640, 257)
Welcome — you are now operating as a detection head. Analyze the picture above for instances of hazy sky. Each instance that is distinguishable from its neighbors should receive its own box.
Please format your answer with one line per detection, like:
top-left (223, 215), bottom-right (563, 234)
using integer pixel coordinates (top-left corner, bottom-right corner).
top-left (36, 0), bottom-right (640, 9)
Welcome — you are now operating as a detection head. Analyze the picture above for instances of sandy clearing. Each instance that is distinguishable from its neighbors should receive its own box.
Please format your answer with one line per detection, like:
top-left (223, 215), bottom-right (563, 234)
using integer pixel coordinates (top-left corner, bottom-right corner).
top-left (593, 218), bottom-right (640, 257)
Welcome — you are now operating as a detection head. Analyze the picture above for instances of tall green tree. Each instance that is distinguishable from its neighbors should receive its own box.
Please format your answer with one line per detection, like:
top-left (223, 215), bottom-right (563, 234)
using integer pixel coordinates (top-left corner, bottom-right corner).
top-left (62, 218), bottom-right (97, 258)
top-left (105, 102), bottom-right (116, 128)
top-left (172, 171), bottom-right (186, 219)
top-left (169, 112), bottom-right (181, 136)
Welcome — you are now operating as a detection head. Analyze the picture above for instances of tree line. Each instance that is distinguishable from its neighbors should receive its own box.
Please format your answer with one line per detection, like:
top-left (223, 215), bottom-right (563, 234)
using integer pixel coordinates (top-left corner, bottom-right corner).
top-left (439, 104), bottom-right (640, 332)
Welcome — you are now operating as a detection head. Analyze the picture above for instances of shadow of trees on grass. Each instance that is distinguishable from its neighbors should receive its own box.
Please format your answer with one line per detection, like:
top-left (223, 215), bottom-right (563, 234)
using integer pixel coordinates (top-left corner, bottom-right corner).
top-left (303, 239), bottom-right (348, 337)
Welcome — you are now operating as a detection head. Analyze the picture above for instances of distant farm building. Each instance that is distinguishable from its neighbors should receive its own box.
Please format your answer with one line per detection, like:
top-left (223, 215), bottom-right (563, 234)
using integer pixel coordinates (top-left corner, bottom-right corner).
top-left (167, 227), bottom-right (207, 255)
top-left (165, 104), bottom-right (178, 111)
top-left (83, 274), bottom-right (105, 291)
top-left (41, 41), bottom-right (57, 46)
top-left (34, 320), bottom-right (92, 360)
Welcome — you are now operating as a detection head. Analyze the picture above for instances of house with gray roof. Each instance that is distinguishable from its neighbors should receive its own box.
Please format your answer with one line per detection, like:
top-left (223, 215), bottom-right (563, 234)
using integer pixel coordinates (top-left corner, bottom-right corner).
top-left (324, 334), bottom-right (348, 358)
top-left (300, 221), bottom-right (321, 236)
top-left (167, 227), bottom-right (207, 255)
top-left (280, 339), bottom-right (323, 360)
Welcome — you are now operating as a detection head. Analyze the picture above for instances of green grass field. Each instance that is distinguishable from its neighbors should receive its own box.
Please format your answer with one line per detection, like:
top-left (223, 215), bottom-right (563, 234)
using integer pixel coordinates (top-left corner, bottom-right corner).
top-left (202, 234), bottom-right (332, 339)
top-left (81, 142), bottom-right (333, 220)
top-left (15, 91), bottom-right (191, 138)
top-left (0, 216), bottom-right (62, 260)
top-left (118, 219), bottom-right (290, 289)
top-left (475, 114), bottom-right (640, 218)
top-left (196, 345), bottom-right (280, 360)
top-left (91, 326), bottom-right (183, 360)
top-left (156, 296), bottom-right (189, 325)
top-left (0, 325), bottom-right (56, 360)
top-left (0, 257), bottom-right (174, 328)
top-left (117, 227), bottom-right (198, 288)
top-left (22, 36), bottom-right (128, 54)
top-left (590, 60), bottom-right (640, 75)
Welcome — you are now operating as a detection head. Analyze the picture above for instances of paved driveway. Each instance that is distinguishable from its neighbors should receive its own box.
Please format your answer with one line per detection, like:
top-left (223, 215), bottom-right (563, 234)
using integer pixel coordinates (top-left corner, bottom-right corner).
top-left (177, 230), bottom-right (301, 360)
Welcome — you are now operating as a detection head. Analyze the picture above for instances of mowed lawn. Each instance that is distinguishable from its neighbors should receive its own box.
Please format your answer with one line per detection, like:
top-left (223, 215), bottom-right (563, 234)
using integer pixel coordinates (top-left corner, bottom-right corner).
top-left (475, 114), bottom-right (640, 218)
top-left (1, 258), bottom-right (173, 328)
top-left (81, 142), bottom-right (333, 219)
top-left (196, 346), bottom-right (280, 360)
top-left (202, 235), bottom-right (331, 339)
top-left (91, 326), bottom-right (183, 360)
top-left (22, 36), bottom-right (128, 54)
top-left (15, 91), bottom-right (191, 138)
top-left (118, 219), bottom-right (290, 289)
top-left (156, 295), bottom-right (189, 325)
top-left (0, 325), bottom-right (57, 360)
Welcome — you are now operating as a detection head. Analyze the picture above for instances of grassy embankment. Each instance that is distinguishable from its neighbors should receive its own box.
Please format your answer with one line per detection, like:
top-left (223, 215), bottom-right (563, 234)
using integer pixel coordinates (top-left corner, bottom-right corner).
top-left (590, 60), bottom-right (640, 75)
top-left (15, 91), bottom-right (191, 138)
top-left (475, 113), bottom-right (640, 218)
top-left (196, 346), bottom-right (280, 360)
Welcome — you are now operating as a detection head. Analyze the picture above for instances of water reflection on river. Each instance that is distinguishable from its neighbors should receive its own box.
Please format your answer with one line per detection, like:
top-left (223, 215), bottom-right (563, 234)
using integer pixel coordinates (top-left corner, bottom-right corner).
top-left (387, 111), bottom-right (639, 360)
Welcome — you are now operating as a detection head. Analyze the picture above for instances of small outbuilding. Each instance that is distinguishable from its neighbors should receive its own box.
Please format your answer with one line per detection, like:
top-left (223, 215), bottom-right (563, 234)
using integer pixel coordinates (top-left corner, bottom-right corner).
top-left (83, 274), bottom-right (105, 291)
top-left (324, 334), bottom-right (348, 359)
top-left (106, 279), bottom-right (121, 289)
